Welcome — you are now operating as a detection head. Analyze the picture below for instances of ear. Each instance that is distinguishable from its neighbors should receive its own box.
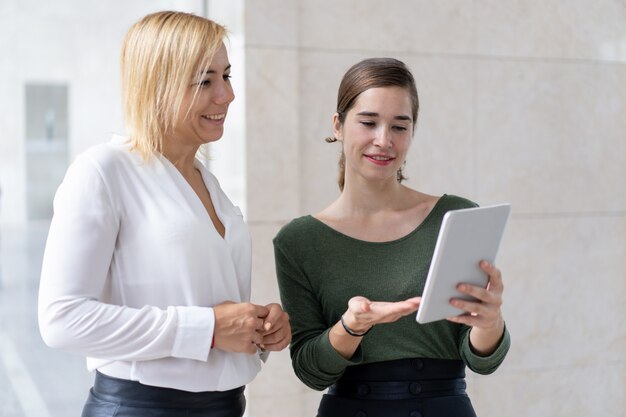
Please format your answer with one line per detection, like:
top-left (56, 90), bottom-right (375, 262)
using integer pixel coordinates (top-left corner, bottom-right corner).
top-left (332, 112), bottom-right (343, 142)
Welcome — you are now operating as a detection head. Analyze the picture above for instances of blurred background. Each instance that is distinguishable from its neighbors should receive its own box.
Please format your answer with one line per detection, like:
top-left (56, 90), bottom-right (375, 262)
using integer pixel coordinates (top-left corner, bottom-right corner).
top-left (1, 1), bottom-right (624, 416)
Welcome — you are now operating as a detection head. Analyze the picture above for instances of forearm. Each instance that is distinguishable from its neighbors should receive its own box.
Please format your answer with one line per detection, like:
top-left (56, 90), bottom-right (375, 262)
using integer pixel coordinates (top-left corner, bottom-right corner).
top-left (290, 328), bottom-right (363, 390)
top-left (39, 297), bottom-right (214, 361)
top-left (468, 316), bottom-right (505, 356)
top-left (328, 320), bottom-right (363, 360)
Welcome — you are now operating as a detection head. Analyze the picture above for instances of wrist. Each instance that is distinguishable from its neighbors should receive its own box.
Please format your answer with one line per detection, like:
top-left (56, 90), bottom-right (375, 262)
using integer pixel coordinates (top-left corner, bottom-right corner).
top-left (340, 315), bottom-right (373, 337)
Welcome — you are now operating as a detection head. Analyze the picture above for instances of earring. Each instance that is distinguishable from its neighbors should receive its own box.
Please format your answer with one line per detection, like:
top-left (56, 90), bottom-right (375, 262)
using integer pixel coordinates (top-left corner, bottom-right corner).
top-left (396, 161), bottom-right (407, 182)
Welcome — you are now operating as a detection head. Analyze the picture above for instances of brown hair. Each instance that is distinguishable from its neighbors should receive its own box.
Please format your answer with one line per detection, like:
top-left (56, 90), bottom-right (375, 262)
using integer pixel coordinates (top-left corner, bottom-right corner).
top-left (326, 58), bottom-right (419, 191)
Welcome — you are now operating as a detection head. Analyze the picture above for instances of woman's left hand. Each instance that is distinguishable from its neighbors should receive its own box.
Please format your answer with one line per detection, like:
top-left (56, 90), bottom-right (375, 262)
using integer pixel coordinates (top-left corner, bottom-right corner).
top-left (258, 303), bottom-right (291, 352)
top-left (446, 261), bottom-right (505, 355)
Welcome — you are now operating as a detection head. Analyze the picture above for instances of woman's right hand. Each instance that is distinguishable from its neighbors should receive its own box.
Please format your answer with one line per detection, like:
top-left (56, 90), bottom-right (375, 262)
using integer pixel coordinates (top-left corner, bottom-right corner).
top-left (329, 296), bottom-right (421, 359)
top-left (342, 296), bottom-right (421, 334)
top-left (213, 301), bottom-right (270, 354)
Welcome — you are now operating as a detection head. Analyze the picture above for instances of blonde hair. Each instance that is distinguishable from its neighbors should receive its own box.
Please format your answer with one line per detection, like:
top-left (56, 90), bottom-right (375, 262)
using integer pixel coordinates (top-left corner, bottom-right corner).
top-left (121, 11), bottom-right (227, 160)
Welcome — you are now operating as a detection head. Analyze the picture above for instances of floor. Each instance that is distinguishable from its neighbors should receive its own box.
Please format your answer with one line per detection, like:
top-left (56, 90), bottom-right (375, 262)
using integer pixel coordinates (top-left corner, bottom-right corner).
top-left (0, 222), bottom-right (92, 417)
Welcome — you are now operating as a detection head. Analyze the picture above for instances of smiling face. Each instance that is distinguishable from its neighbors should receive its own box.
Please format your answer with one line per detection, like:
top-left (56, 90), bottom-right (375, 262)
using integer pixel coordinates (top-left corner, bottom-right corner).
top-left (334, 86), bottom-right (414, 188)
top-left (168, 43), bottom-right (234, 148)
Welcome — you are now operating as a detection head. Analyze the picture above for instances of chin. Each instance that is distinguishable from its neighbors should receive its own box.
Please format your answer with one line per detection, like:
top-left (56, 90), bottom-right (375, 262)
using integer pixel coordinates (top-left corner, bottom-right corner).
top-left (200, 131), bottom-right (224, 144)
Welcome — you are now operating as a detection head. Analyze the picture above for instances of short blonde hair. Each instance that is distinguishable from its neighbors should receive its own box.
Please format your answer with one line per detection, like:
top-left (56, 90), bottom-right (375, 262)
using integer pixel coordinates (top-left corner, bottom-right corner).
top-left (121, 11), bottom-right (227, 160)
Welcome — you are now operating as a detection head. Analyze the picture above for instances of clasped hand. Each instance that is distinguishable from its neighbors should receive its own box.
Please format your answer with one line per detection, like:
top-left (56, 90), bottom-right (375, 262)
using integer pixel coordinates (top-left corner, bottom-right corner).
top-left (212, 301), bottom-right (291, 354)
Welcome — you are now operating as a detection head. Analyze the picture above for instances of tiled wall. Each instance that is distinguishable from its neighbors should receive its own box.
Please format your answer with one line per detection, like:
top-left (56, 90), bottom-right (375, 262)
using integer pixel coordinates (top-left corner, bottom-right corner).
top-left (243, 1), bottom-right (626, 416)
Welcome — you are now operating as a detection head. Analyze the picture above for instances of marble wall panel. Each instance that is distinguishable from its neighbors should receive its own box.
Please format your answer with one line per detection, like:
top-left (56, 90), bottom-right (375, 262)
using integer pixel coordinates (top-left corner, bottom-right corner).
top-left (474, 0), bottom-right (626, 62)
top-left (248, 223), bottom-right (283, 305)
top-left (298, 51), bottom-right (368, 215)
top-left (402, 55), bottom-right (477, 198)
top-left (243, 1), bottom-right (626, 416)
top-left (474, 60), bottom-right (626, 213)
top-left (245, 48), bottom-right (300, 222)
top-left (298, 0), bottom-right (474, 55)
top-left (496, 215), bottom-right (626, 371)
top-left (247, 222), bottom-right (316, 417)
top-left (244, 0), bottom-right (298, 48)
top-left (469, 361), bottom-right (625, 417)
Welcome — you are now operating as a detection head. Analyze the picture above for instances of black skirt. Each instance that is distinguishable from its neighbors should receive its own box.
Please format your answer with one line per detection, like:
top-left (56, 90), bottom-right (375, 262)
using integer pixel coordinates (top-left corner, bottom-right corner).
top-left (317, 358), bottom-right (476, 417)
top-left (81, 371), bottom-right (245, 417)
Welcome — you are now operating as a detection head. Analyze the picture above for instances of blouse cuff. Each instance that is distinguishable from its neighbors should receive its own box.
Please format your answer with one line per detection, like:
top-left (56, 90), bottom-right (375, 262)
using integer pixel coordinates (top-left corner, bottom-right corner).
top-left (171, 306), bottom-right (215, 361)
top-left (463, 324), bottom-right (511, 375)
top-left (315, 329), bottom-right (364, 375)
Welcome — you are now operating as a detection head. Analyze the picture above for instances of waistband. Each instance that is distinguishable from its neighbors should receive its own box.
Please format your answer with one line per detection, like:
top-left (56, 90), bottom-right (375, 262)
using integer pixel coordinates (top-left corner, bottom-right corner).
top-left (328, 358), bottom-right (467, 400)
top-left (92, 371), bottom-right (244, 408)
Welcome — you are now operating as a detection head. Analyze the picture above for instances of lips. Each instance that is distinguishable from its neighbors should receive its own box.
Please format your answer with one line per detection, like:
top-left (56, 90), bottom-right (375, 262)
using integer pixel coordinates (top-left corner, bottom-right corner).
top-left (364, 153), bottom-right (396, 165)
top-left (202, 113), bottom-right (226, 121)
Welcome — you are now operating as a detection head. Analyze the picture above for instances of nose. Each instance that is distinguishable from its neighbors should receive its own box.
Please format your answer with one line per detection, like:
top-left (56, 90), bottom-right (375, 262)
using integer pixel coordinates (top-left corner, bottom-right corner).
top-left (372, 127), bottom-right (392, 148)
top-left (214, 79), bottom-right (235, 105)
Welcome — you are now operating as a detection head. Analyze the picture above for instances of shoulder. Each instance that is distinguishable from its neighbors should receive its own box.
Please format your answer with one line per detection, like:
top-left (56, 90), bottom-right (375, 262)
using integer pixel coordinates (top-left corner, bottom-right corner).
top-left (438, 194), bottom-right (479, 211)
top-left (69, 136), bottom-right (136, 180)
top-left (273, 216), bottom-right (317, 246)
top-left (60, 137), bottom-right (140, 206)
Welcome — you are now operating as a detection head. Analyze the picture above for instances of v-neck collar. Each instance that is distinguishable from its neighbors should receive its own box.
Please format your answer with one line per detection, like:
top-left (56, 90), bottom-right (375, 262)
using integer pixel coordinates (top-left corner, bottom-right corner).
top-left (156, 153), bottom-right (228, 241)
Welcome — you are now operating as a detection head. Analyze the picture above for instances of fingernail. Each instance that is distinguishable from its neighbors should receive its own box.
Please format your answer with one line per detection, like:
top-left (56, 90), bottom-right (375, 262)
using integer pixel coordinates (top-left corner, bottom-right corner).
top-left (264, 322), bottom-right (272, 331)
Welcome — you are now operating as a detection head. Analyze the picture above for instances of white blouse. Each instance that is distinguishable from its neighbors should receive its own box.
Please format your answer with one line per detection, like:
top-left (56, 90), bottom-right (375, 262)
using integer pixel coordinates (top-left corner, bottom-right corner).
top-left (38, 135), bottom-right (262, 392)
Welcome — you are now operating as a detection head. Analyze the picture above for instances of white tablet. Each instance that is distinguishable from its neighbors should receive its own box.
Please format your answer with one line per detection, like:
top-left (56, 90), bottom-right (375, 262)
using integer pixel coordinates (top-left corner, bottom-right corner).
top-left (415, 203), bottom-right (511, 324)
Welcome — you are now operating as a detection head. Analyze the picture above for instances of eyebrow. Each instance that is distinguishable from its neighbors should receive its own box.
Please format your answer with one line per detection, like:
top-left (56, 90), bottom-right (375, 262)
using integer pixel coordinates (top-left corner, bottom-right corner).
top-left (356, 111), bottom-right (412, 121)
top-left (202, 64), bottom-right (232, 75)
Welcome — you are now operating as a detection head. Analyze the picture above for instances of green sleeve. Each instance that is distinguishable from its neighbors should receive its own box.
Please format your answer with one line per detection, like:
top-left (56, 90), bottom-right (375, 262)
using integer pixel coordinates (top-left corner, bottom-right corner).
top-left (459, 324), bottom-right (511, 375)
top-left (273, 239), bottom-right (363, 390)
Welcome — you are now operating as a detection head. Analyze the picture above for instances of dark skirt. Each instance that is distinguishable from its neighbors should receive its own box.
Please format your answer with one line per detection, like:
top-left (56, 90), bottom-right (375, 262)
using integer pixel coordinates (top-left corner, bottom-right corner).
top-left (81, 371), bottom-right (246, 417)
top-left (317, 358), bottom-right (476, 417)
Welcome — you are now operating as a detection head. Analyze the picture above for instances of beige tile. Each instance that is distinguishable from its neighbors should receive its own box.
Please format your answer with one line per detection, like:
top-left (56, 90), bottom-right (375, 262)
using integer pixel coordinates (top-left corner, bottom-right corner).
top-left (249, 222), bottom-right (284, 305)
top-left (244, 0), bottom-right (298, 47)
top-left (474, 0), bottom-right (626, 62)
top-left (247, 349), bottom-right (301, 398)
top-left (298, 51), bottom-right (366, 215)
top-left (469, 362), bottom-right (626, 417)
top-left (303, 389), bottom-right (325, 416)
top-left (495, 216), bottom-right (626, 371)
top-left (248, 222), bottom-right (309, 416)
top-left (245, 48), bottom-right (300, 222)
top-left (247, 390), bottom-right (303, 417)
top-left (474, 60), bottom-right (626, 213)
top-left (299, 0), bottom-right (474, 55)
top-left (247, 352), bottom-right (323, 417)
top-left (402, 55), bottom-right (476, 198)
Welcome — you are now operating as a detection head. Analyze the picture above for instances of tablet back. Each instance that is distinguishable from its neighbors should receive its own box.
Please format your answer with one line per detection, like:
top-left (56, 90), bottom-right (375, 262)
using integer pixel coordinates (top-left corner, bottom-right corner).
top-left (416, 203), bottom-right (511, 324)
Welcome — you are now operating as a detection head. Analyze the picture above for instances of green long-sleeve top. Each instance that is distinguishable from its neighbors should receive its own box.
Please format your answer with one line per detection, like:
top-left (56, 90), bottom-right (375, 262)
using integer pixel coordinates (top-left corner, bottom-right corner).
top-left (273, 194), bottom-right (510, 391)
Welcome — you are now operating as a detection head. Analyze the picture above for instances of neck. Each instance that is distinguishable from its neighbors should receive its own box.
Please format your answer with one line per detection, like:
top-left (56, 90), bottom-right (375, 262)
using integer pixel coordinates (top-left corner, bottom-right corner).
top-left (161, 139), bottom-right (200, 177)
top-left (338, 175), bottom-right (404, 215)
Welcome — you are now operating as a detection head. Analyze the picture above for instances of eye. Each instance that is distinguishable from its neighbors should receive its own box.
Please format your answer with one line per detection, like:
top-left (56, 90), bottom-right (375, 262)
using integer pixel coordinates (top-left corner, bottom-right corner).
top-left (223, 74), bottom-right (232, 81)
top-left (197, 79), bottom-right (211, 88)
top-left (393, 125), bottom-right (408, 131)
top-left (360, 121), bottom-right (375, 127)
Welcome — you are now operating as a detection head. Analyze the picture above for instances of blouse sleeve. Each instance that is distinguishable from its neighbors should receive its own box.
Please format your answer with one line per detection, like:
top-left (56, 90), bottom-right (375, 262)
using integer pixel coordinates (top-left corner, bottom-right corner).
top-left (458, 324), bottom-right (511, 374)
top-left (38, 155), bottom-right (214, 362)
top-left (273, 239), bottom-right (363, 391)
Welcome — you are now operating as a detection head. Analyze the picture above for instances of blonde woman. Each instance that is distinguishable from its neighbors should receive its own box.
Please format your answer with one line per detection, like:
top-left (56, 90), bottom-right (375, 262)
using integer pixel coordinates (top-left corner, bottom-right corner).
top-left (38, 11), bottom-right (290, 417)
